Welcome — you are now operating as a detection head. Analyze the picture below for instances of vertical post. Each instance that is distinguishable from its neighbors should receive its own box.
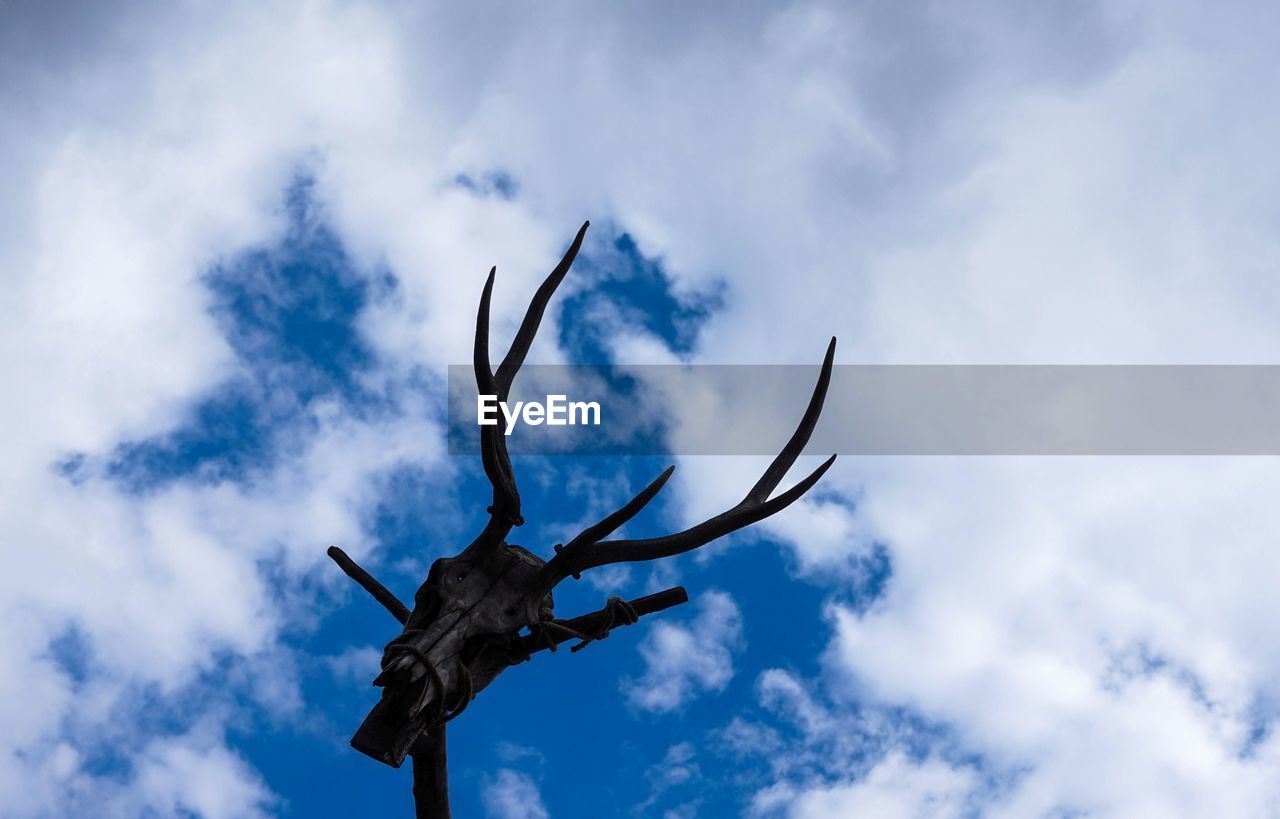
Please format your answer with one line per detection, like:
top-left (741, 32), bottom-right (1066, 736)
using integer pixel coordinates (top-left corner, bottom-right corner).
top-left (412, 725), bottom-right (450, 818)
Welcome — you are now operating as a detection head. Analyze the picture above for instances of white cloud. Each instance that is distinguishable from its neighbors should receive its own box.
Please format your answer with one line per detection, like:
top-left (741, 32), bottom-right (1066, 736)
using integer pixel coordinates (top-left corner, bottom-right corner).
top-left (323, 645), bottom-right (383, 687)
top-left (826, 458), bottom-right (1280, 817)
top-left (126, 731), bottom-right (276, 819)
top-left (725, 667), bottom-right (981, 818)
top-left (0, 720), bottom-right (275, 819)
top-left (634, 742), bottom-right (705, 817)
top-left (8, 0), bottom-right (1280, 816)
top-left (395, 2), bottom-right (1280, 815)
top-left (482, 768), bottom-right (550, 819)
top-left (784, 753), bottom-right (976, 819)
top-left (624, 590), bottom-right (743, 713)
top-left (0, 2), bottom-right (474, 811)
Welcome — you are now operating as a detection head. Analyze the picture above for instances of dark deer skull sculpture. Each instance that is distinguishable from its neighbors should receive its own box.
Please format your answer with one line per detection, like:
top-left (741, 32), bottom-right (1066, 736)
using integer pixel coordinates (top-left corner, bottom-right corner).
top-left (331, 221), bottom-right (836, 778)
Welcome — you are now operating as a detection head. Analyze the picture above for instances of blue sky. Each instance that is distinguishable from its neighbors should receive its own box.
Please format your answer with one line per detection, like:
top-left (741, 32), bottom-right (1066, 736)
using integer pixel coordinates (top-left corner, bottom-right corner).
top-left (48, 174), bottom-right (876, 817)
top-left (7, 2), bottom-right (1280, 818)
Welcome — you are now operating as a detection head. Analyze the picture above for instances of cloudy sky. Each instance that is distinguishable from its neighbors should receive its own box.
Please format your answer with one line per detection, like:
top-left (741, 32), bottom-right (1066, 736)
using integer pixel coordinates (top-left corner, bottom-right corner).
top-left (5, 1), bottom-right (1280, 817)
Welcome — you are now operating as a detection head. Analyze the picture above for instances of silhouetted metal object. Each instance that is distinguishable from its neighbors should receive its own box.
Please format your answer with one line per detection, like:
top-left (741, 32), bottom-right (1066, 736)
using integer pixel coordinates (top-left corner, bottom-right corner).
top-left (328, 222), bottom-right (836, 817)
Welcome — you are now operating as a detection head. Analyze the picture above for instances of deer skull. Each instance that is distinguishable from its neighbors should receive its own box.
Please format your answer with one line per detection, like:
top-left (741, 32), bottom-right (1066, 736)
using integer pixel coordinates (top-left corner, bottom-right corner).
top-left (345, 221), bottom-right (837, 769)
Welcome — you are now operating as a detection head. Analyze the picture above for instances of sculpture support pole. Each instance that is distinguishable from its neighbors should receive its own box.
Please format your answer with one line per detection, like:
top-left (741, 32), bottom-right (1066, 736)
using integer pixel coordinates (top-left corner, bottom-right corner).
top-left (412, 726), bottom-right (449, 819)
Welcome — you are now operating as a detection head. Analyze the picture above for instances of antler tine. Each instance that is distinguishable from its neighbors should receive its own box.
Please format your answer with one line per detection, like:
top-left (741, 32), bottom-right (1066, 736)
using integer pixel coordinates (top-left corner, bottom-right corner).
top-left (475, 267), bottom-right (522, 528)
top-left (470, 223), bottom-right (592, 542)
top-left (495, 220), bottom-right (589, 397)
top-left (560, 465), bottom-right (675, 553)
top-left (746, 335), bottom-right (836, 503)
top-left (543, 338), bottom-right (838, 585)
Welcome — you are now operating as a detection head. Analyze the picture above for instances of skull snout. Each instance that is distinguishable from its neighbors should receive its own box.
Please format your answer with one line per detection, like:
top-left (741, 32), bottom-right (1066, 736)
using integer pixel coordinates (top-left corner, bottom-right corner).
top-left (376, 618), bottom-right (473, 721)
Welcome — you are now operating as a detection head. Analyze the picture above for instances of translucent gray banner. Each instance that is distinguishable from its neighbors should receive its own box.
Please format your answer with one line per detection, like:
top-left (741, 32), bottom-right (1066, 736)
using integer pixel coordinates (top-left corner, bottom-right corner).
top-left (447, 365), bottom-right (1280, 455)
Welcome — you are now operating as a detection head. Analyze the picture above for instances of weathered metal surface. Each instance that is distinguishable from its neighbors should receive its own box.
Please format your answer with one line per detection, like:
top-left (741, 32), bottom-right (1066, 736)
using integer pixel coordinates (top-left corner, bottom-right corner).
top-left (328, 222), bottom-right (835, 817)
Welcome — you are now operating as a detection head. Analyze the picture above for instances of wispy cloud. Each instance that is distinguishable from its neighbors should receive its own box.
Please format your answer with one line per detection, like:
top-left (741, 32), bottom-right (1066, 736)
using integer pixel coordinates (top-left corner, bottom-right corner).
top-left (482, 769), bottom-right (550, 819)
top-left (624, 590), bottom-right (744, 713)
top-left (7, 1), bottom-right (1280, 816)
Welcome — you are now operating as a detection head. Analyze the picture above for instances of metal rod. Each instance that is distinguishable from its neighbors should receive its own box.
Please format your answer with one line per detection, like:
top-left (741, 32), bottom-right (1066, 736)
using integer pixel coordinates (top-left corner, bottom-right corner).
top-left (512, 586), bottom-right (689, 657)
top-left (327, 546), bottom-right (411, 624)
top-left (412, 726), bottom-right (450, 818)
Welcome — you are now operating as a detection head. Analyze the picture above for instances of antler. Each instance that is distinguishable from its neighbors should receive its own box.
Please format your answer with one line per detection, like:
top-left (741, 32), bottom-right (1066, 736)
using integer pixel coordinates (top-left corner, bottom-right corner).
top-left (541, 337), bottom-right (837, 586)
top-left (466, 221), bottom-right (590, 552)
